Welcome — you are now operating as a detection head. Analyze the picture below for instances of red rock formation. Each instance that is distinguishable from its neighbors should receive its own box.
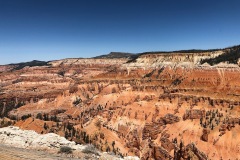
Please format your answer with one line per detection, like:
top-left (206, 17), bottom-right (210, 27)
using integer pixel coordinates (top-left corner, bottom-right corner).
top-left (201, 128), bottom-right (210, 142)
top-left (1, 47), bottom-right (240, 159)
top-left (183, 109), bottom-right (205, 120)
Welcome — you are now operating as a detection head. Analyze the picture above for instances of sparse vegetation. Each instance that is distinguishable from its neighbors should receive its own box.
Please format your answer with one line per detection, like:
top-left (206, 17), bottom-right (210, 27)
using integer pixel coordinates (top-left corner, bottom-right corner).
top-left (82, 144), bottom-right (99, 155)
top-left (59, 146), bottom-right (73, 154)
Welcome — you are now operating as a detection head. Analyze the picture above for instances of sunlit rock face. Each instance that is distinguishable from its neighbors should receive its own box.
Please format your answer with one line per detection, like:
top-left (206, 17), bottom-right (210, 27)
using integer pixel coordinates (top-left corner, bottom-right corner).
top-left (1, 47), bottom-right (240, 159)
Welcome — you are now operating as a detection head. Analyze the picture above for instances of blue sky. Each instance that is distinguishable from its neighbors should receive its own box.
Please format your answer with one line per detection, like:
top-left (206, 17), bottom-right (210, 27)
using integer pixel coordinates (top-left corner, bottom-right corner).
top-left (0, 0), bottom-right (240, 64)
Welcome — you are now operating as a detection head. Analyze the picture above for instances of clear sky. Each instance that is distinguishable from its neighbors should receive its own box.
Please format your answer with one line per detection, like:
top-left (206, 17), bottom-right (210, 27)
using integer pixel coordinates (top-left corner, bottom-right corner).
top-left (0, 0), bottom-right (240, 64)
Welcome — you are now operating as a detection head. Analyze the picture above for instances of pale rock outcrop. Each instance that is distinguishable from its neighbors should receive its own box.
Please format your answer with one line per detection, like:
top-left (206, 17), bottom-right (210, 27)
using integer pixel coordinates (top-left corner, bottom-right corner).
top-left (0, 126), bottom-right (139, 160)
top-left (0, 126), bottom-right (84, 150)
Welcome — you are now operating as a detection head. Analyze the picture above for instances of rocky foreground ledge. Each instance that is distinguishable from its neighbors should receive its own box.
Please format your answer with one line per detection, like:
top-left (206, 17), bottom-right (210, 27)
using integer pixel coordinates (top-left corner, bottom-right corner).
top-left (0, 126), bottom-right (139, 160)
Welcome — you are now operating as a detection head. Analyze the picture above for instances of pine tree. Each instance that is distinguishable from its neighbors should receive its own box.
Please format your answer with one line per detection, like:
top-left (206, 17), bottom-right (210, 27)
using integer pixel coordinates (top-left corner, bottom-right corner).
top-left (44, 122), bottom-right (48, 130)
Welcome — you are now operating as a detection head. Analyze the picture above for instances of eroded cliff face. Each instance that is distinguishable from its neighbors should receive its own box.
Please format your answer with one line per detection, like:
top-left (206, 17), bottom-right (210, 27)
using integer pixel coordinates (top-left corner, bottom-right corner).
top-left (123, 50), bottom-right (224, 69)
top-left (1, 48), bottom-right (240, 160)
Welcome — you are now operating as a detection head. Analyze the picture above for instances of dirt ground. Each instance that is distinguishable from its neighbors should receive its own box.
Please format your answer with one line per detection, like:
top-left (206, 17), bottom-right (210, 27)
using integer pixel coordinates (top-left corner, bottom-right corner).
top-left (0, 144), bottom-right (80, 160)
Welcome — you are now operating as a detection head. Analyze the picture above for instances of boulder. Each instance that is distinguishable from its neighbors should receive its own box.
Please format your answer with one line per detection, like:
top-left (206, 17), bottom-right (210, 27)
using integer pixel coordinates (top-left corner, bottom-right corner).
top-left (160, 114), bottom-right (180, 124)
top-left (153, 146), bottom-right (173, 160)
top-left (160, 137), bottom-right (175, 152)
top-left (183, 109), bottom-right (204, 120)
top-left (201, 128), bottom-right (210, 142)
top-left (142, 123), bottom-right (164, 140)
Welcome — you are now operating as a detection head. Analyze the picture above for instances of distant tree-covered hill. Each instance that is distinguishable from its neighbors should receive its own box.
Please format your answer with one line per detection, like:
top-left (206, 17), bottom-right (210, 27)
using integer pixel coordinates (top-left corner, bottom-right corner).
top-left (93, 52), bottom-right (134, 59)
top-left (200, 45), bottom-right (240, 65)
top-left (9, 60), bottom-right (49, 70)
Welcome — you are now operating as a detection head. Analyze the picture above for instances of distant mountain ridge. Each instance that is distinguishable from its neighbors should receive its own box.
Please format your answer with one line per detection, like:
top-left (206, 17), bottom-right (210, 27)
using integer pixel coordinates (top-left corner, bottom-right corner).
top-left (1, 45), bottom-right (240, 71)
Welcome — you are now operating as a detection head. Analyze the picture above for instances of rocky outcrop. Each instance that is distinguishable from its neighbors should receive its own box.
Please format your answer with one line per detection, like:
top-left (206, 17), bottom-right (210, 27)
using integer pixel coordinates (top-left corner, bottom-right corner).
top-left (153, 146), bottom-right (173, 160)
top-left (201, 128), bottom-right (210, 142)
top-left (49, 58), bottom-right (128, 67)
top-left (160, 138), bottom-right (175, 152)
top-left (0, 126), bottom-right (85, 150)
top-left (126, 129), bottom-right (141, 150)
top-left (159, 114), bottom-right (180, 124)
top-left (0, 65), bottom-right (16, 72)
top-left (174, 142), bottom-right (208, 160)
top-left (183, 109), bottom-right (205, 120)
top-left (142, 123), bottom-right (165, 140)
top-left (186, 143), bottom-right (208, 160)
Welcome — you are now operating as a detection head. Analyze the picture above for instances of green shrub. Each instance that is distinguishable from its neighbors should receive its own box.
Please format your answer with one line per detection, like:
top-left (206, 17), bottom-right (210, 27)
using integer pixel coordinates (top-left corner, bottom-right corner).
top-left (82, 144), bottom-right (99, 155)
top-left (59, 146), bottom-right (72, 154)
